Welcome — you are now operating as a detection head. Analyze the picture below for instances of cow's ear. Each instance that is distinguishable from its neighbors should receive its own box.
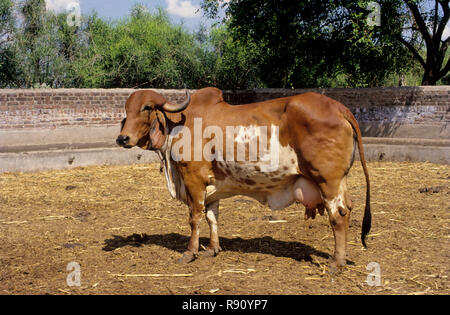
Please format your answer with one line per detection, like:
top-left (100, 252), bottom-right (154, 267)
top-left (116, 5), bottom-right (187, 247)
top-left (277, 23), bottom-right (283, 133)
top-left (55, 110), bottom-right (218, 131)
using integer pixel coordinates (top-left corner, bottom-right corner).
top-left (149, 110), bottom-right (167, 149)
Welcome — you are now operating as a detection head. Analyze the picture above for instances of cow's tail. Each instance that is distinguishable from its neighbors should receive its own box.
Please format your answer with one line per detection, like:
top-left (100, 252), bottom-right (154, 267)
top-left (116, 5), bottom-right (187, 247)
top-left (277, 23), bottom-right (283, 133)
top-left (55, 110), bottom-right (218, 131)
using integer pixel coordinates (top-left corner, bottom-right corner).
top-left (341, 107), bottom-right (371, 248)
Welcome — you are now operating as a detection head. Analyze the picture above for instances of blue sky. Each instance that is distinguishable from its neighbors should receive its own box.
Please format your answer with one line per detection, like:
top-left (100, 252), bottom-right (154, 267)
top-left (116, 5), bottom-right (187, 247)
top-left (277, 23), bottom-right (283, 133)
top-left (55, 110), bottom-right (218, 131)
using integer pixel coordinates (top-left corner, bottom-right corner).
top-left (45, 0), bottom-right (219, 30)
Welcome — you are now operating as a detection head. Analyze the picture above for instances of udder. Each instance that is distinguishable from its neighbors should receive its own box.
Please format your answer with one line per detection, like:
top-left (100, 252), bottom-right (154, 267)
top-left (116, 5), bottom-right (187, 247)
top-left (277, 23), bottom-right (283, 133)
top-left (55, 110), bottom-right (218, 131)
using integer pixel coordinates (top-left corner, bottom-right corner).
top-left (265, 176), bottom-right (323, 211)
top-left (293, 177), bottom-right (322, 209)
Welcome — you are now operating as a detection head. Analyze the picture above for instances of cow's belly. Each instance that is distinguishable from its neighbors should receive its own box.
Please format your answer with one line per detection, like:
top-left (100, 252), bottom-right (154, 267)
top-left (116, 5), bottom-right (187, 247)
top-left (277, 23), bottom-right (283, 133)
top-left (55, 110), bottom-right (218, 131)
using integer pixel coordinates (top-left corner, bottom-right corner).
top-left (208, 173), bottom-right (322, 211)
top-left (208, 153), bottom-right (323, 210)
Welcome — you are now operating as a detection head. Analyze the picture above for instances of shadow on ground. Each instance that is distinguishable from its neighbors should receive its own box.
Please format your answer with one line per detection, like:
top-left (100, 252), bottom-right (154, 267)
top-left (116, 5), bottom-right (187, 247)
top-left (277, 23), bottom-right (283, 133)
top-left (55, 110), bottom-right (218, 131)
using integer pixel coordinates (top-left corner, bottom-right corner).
top-left (103, 233), bottom-right (330, 264)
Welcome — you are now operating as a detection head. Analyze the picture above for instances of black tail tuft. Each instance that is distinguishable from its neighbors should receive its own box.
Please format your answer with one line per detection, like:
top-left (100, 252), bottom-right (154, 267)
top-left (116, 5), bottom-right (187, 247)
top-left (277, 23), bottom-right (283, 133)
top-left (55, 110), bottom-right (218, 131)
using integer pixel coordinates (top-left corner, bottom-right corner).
top-left (361, 191), bottom-right (371, 248)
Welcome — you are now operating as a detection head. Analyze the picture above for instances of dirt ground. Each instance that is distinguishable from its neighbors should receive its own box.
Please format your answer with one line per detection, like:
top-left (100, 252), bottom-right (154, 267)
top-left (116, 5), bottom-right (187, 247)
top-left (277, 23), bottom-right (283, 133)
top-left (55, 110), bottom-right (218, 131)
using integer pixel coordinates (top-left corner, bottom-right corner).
top-left (0, 161), bottom-right (448, 295)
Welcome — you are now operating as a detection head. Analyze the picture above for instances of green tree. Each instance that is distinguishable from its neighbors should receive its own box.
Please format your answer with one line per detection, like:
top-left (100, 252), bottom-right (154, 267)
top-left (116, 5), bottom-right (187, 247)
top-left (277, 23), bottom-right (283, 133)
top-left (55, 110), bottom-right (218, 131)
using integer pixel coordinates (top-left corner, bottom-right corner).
top-left (77, 6), bottom-right (210, 89)
top-left (8, 0), bottom-right (71, 87)
top-left (0, 0), bottom-right (14, 46)
top-left (0, 0), bottom-right (16, 87)
top-left (203, 0), bottom-right (449, 87)
top-left (394, 1), bottom-right (449, 85)
top-left (207, 24), bottom-right (264, 89)
top-left (68, 13), bottom-right (114, 88)
top-left (20, 0), bottom-right (47, 85)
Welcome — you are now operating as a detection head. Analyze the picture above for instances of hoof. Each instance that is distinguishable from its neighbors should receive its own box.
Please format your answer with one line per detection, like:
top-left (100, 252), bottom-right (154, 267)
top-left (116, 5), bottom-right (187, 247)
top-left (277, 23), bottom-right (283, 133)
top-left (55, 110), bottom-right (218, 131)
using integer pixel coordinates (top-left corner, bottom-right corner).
top-left (328, 264), bottom-right (340, 276)
top-left (329, 257), bottom-right (346, 274)
top-left (177, 251), bottom-right (196, 264)
top-left (200, 246), bottom-right (222, 258)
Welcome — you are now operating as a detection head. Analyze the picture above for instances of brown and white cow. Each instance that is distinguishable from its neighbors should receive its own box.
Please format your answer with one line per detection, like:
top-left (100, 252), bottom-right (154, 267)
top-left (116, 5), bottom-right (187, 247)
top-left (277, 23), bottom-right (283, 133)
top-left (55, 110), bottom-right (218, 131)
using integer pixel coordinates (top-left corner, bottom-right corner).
top-left (116, 87), bottom-right (371, 269)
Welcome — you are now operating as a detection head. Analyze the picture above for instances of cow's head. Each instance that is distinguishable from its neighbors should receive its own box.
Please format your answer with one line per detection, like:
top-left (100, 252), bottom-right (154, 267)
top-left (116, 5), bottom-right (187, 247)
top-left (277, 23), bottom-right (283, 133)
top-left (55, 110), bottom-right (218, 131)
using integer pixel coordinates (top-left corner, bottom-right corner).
top-left (116, 90), bottom-right (190, 150)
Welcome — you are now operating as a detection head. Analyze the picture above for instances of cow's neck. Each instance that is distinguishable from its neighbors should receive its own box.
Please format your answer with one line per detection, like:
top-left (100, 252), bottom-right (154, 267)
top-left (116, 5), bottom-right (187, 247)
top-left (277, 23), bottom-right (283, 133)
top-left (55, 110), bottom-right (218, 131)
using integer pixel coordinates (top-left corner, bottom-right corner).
top-left (155, 134), bottom-right (170, 162)
top-left (156, 111), bottom-right (184, 162)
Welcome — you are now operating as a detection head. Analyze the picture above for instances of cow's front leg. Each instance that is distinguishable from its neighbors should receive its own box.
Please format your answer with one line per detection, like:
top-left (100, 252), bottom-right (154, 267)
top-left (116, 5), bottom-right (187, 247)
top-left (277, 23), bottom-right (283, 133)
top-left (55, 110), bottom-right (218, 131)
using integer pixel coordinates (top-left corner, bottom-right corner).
top-left (178, 191), bottom-right (205, 264)
top-left (202, 200), bottom-right (222, 257)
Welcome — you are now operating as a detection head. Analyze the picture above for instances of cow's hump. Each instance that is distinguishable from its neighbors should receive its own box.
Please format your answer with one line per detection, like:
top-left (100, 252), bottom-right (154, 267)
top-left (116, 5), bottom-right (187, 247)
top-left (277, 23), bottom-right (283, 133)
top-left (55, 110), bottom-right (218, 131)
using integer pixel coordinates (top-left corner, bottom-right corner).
top-left (191, 87), bottom-right (224, 107)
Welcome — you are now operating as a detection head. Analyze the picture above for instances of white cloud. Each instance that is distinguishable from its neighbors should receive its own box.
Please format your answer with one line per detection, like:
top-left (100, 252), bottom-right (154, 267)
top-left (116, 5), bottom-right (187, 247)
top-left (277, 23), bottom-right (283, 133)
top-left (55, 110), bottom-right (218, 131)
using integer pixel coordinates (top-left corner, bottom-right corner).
top-left (45, 0), bottom-right (80, 13)
top-left (166, 0), bottom-right (200, 18)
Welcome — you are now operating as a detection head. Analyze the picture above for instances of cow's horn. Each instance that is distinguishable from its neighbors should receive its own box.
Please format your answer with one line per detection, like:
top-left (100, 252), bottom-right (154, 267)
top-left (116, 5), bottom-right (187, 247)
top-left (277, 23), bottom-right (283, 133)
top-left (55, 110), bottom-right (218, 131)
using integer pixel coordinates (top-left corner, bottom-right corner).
top-left (162, 90), bottom-right (190, 113)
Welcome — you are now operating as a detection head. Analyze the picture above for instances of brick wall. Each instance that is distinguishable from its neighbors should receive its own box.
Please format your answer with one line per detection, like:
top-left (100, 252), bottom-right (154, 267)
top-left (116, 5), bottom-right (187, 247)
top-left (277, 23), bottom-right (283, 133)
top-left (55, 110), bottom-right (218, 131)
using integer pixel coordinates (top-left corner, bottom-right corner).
top-left (0, 89), bottom-right (189, 129)
top-left (0, 86), bottom-right (449, 130)
top-left (224, 86), bottom-right (450, 125)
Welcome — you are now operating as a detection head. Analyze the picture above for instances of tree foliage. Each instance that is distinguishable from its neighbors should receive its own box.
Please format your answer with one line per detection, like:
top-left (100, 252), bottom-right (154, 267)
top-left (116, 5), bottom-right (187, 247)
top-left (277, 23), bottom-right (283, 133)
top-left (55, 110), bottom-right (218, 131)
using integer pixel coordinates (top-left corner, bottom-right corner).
top-left (0, 2), bottom-right (267, 89)
top-left (207, 24), bottom-right (264, 89)
top-left (202, 0), bottom-right (449, 87)
top-left (396, 1), bottom-right (449, 85)
top-left (0, 1), bottom-right (447, 89)
top-left (0, 0), bottom-right (15, 86)
top-left (202, 0), bottom-right (418, 87)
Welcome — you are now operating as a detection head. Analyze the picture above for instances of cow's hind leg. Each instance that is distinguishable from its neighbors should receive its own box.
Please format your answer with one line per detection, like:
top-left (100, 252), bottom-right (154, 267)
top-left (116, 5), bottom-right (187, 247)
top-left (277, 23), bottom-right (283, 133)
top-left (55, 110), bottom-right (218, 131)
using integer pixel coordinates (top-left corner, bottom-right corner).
top-left (202, 200), bottom-right (222, 257)
top-left (320, 178), bottom-right (352, 271)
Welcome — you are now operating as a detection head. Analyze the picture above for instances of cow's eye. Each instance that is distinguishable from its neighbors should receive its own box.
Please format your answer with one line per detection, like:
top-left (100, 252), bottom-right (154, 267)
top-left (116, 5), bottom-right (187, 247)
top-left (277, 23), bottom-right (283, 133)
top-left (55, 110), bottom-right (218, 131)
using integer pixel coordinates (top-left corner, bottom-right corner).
top-left (142, 105), bottom-right (152, 112)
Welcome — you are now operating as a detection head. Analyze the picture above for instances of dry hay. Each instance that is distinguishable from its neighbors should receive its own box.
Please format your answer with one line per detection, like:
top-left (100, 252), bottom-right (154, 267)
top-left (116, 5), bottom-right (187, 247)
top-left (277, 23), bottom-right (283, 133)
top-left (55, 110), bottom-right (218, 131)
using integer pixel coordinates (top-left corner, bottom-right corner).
top-left (0, 161), bottom-right (448, 295)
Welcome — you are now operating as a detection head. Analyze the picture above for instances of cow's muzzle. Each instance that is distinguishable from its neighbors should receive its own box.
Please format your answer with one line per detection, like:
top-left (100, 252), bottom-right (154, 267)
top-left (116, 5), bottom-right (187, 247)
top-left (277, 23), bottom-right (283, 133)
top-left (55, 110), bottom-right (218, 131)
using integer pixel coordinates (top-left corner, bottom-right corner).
top-left (116, 135), bottom-right (130, 147)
